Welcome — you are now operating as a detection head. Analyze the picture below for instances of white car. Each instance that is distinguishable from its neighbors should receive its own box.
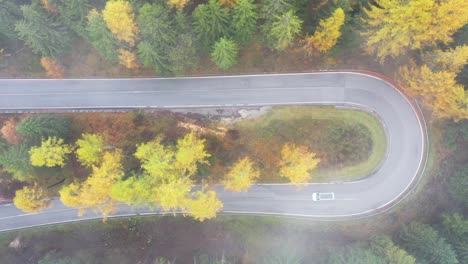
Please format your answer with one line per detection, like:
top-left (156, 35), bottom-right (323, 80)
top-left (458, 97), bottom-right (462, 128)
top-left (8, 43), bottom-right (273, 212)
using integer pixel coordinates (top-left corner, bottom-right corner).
top-left (312, 192), bottom-right (335, 201)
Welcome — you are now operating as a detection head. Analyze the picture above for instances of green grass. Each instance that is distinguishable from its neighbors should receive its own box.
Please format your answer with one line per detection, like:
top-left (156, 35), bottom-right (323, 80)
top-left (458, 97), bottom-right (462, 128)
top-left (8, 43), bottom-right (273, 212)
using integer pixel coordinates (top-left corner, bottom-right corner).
top-left (233, 106), bottom-right (387, 182)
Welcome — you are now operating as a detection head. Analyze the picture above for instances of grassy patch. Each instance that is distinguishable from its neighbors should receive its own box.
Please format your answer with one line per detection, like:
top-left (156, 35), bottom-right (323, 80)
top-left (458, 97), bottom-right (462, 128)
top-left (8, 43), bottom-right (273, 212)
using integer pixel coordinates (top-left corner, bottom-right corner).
top-left (227, 106), bottom-right (387, 182)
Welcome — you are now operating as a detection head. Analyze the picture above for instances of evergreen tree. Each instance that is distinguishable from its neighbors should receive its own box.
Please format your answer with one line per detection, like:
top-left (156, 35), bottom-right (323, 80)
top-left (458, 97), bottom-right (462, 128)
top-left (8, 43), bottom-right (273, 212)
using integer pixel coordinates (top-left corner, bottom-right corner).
top-left (0, 144), bottom-right (34, 181)
top-left (399, 222), bottom-right (459, 264)
top-left (168, 33), bottom-right (198, 76)
top-left (322, 246), bottom-right (386, 264)
top-left (0, 0), bottom-right (21, 40)
top-left (86, 9), bottom-right (119, 63)
top-left (448, 165), bottom-right (468, 208)
top-left (267, 10), bottom-right (302, 51)
top-left (193, 0), bottom-right (231, 49)
top-left (136, 3), bottom-right (176, 73)
top-left (211, 37), bottom-right (239, 69)
top-left (48, 0), bottom-right (91, 38)
top-left (16, 114), bottom-right (70, 143)
top-left (15, 4), bottom-right (71, 58)
top-left (232, 0), bottom-right (257, 43)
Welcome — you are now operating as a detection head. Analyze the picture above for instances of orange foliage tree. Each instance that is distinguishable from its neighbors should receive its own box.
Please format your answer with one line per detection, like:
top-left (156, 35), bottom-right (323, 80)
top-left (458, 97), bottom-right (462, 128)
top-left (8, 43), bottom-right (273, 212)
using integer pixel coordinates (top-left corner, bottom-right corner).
top-left (40, 57), bottom-right (65, 78)
top-left (118, 49), bottom-right (140, 69)
top-left (1, 119), bottom-right (21, 144)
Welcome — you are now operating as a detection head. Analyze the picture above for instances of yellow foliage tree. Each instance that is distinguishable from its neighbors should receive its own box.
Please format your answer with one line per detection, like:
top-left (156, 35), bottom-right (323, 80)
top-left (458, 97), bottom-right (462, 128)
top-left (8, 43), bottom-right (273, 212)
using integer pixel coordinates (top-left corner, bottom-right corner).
top-left (167, 0), bottom-right (190, 10)
top-left (175, 132), bottom-right (211, 176)
top-left (59, 150), bottom-right (124, 220)
top-left (185, 190), bottom-right (223, 221)
top-left (75, 133), bottom-right (105, 167)
top-left (118, 49), bottom-right (140, 69)
top-left (362, 0), bottom-right (468, 63)
top-left (112, 133), bottom-right (215, 221)
top-left (29, 137), bottom-right (72, 167)
top-left (304, 8), bottom-right (345, 55)
top-left (424, 45), bottom-right (468, 73)
top-left (398, 65), bottom-right (468, 120)
top-left (13, 184), bottom-right (50, 213)
top-left (40, 57), bottom-right (65, 78)
top-left (279, 144), bottom-right (320, 186)
top-left (102, 0), bottom-right (139, 47)
top-left (224, 157), bottom-right (259, 192)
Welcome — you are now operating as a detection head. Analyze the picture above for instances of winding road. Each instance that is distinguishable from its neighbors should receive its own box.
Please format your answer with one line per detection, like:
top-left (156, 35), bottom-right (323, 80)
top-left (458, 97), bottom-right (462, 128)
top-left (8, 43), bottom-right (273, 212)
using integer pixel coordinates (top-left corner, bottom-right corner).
top-left (0, 72), bottom-right (427, 232)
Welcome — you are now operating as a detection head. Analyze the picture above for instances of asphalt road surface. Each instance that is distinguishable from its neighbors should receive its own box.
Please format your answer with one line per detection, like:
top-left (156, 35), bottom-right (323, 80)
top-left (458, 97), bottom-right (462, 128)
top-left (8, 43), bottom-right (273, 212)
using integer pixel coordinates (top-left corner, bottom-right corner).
top-left (0, 72), bottom-right (426, 232)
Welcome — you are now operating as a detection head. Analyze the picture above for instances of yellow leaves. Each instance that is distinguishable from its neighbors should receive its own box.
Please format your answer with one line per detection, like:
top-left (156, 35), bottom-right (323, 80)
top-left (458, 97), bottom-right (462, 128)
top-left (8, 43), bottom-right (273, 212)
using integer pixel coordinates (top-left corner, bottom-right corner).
top-left (155, 178), bottom-right (192, 212)
top-left (75, 133), bottom-right (104, 167)
top-left (40, 57), bottom-right (65, 79)
top-left (398, 64), bottom-right (468, 121)
top-left (185, 190), bottom-right (223, 221)
top-left (102, 0), bottom-right (138, 47)
top-left (175, 132), bottom-right (210, 176)
top-left (59, 150), bottom-right (124, 220)
top-left (425, 45), bottom-right (468, 73)
top-left (280, 143), bottom-right (320, 186)
top-left (29, 137), bottom-right (72, 167)
top-left (304, 8), bottom-right (345, 55)
top-left (118, 49), bottom-right (140, 69)
top-left (167, 0), bottom-right (190, 10)
top-left (362, 0), bottom-right (468, 63)
top-left (134, 136), bottom-right (174, 180)
top-left (14, 184), bottom-right (50, 213)
top-left (224, 157), bottom-right (259, 192)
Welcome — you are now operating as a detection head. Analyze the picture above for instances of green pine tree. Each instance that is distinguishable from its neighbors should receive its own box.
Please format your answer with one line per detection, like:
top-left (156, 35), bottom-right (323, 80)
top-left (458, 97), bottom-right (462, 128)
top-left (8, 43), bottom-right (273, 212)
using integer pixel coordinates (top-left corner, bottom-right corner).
top-left (0, 0), bottom-right (21, 40)
top-left (267, 10), bottom-right (302, 51)
top-left (232, 0), bottom-right (257, 43)
top-left (15, 4), bottom-right (72, 58)
top-left (193, 0), bottom-right (231, 50)
top-left (211, 37), bottom-right (239, 69)
top-left (86, 10), bottom-right (119, 63)
top-left (16, 114), bottom-right (70, 143)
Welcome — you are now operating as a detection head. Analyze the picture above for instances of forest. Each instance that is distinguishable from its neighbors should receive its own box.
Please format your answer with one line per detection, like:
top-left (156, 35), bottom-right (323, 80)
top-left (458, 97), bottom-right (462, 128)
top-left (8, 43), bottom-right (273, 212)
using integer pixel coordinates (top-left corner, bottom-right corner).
top-left (0, 0), bottom-right (467, 263)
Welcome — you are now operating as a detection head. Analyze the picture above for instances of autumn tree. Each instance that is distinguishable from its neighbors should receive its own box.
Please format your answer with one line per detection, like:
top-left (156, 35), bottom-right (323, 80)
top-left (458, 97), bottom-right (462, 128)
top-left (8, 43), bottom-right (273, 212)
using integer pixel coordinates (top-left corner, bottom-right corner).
top-left (304, 8), bottom-right (345, 55)
top-left (86, 9), bottom-right (119, 62)
top-left (75, 133), bottom-right (105, 167)
top-left (193, 0), bottom-right (231, 49)
top-left (167, 0), bottom-right (189, 11)
top-left (211, 37), bottom-right (239, 70)
top-left (224, 157), bottom-right (259, 192)
top-left (15, 4), bottom-right (71, 58)
top-left (231, 0), bottom-right (257, 43)
top-left (1, 119), bottom-right (21, 144)
top-left (29, 137), bottom-right (72, 167)
top-left (362, 0), bottom-right (468, 63)
top-left (60, 150), bottom-right (124, 219)
top-left (16, 114), bottom-right (70, 143)
top-left (175, 132), bottom-right (211, 175)
top-left (13, 184), bottom-right (50, 213)
top-left (185, 190), bottom-right (223, 221)
top-left (0, 0), bottom-right (21, 40)
top-left (424, 45), bottom-right (468, 73)
top-left (267, 10), bottom-right (302, 51)
top-left (40, 0), bottom-right (58, 13)
top-left (119, 49), bottom-right (140, 69)
top-left (102, 0), bottom-right (139, 47)
top-left (279, 143), bottom-right (320, 186)
top-left (112, 133), bottom-right (215, 220)
top-left (220, 0), bottom-right (238, 8)
top-left (40, 57), bottom-right (65, 78)
top-left (398, 64), bottom-right (467, 120)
